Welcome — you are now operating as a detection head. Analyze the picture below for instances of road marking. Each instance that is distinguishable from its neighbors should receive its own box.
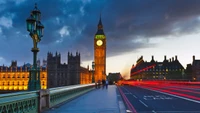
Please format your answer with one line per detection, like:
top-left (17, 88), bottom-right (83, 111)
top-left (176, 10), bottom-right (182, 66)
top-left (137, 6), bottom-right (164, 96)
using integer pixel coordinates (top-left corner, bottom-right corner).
top-left (152, 110), bottom-right (156, 113)
top-left (118, 87), bottom-right (138, 113)
top-left (124, 93), bottom-right (131, 95)
top-left (138, 86), bottom-right (200, 104)
top-left (122, 86), bottom-right (132, 94)
top-left (126, 110), bottom-right (132, 113)
top-left (139, 100), bottom-right (148, 107)
top-left (143, 95), bottom-right (173, 100)
top-left (132, 95), bottom-right (137, 98)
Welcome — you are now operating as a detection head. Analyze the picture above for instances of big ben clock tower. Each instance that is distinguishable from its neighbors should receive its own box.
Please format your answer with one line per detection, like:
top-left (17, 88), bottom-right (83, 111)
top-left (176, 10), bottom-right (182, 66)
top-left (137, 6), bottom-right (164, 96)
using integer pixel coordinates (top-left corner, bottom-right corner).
top-left (94, 16), bottom-right (106, 82)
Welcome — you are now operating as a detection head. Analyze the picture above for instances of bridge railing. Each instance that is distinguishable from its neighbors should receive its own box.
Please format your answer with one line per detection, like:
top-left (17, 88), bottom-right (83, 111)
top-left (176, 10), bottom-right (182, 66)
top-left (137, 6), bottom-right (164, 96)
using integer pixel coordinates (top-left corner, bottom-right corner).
top-left (49, 84), bottom-right (94, 108)
top-left (0, 84), bottom-right (95, 113)
top-left (0, 91), bottom-right (38, 113)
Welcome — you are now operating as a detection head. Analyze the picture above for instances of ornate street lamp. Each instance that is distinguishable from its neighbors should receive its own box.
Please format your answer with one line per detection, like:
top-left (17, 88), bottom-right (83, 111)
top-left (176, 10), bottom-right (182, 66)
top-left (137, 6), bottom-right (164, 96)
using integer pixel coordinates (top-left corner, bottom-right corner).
top-left (92, 61), bottom-right (95, 83)
top-left (26, 3), bottom-right (44, 90)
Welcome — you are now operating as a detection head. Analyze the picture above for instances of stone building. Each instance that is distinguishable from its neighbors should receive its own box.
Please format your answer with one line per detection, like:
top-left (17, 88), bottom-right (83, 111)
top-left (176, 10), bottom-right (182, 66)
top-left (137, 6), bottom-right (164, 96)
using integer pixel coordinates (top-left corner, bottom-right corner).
top-left (80, 66), bottom-right (92, 84)
top-left (107, 72), bottom-right (121, 84)
top-left (191, 56), bottom-right (200, 81)
top-left (0, 61), bottom-right (47, 90)
top-left (47, 52), bottom-right (92, 88)
top-left (0, 51), bottom-right (92, 90)
top-left (130, 55), bottom-right (185, 80)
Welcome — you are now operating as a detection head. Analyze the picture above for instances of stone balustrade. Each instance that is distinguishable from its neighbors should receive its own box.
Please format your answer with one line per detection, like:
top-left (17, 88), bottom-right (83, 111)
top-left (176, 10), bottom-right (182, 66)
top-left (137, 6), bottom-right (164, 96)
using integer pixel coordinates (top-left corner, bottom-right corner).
top-left (0, 84), bottom-right (94, 113)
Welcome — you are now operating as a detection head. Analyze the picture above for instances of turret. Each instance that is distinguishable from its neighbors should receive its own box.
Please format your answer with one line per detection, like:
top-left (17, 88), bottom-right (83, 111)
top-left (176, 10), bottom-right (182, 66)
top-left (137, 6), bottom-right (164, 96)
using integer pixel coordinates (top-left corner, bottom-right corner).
top-left (193, 55), bottom-right (195, 61)
top-left (175, 55), bottom-right (177, 61)
top-left (11, 60), bottom-right (17, 67)
top-left (151, 55), bottom-right (155, 62)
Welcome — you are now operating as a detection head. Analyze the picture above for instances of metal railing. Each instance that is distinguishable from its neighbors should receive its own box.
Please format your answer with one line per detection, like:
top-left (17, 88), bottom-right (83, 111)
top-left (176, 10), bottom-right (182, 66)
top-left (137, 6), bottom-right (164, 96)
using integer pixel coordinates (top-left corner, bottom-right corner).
top-left (0, 91), bottom-right (38, 113)
top-left (0, 84), bottom-right (95, 113)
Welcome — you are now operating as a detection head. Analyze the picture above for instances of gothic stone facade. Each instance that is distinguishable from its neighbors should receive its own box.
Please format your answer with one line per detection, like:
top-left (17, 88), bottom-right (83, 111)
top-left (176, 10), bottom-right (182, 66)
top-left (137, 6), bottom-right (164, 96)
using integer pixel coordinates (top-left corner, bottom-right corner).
top-left (47, 52), bottom-right (91, 88)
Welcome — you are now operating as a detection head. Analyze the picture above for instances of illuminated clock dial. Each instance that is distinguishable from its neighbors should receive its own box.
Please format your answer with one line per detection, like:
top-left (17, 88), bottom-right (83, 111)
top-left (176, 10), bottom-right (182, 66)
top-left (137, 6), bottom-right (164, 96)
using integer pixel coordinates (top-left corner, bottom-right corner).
top-left (96, 40), bottom-right (103, 46)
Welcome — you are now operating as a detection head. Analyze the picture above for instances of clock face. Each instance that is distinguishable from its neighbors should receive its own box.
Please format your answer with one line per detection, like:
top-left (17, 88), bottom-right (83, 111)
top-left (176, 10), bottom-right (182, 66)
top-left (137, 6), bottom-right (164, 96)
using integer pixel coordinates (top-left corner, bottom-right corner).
top-left (96, 40), bottom-right (103, 46)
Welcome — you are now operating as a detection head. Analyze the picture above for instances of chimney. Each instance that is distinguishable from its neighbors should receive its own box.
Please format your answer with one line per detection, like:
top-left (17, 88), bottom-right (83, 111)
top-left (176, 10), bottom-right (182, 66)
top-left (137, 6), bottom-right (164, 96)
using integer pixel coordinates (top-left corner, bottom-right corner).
top-left (152, 56), bottom-right (154, 60)
top-left (169, 58), bottom-right (171, 62)
top-left (164, 55), bottom-right (166, 60)
top-left (175, 55), bottom-right (177, 60)
top-left (193, 55), bottom-right (195, 61)
top-left (172, 57), bottom-right (174, 62)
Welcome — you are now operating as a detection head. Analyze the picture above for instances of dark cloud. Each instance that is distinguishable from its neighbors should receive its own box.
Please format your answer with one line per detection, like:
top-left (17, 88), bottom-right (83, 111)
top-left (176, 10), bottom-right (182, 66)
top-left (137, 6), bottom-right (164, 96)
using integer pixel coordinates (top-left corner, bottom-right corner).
top-left (1, 0), bottom-right (200, 65)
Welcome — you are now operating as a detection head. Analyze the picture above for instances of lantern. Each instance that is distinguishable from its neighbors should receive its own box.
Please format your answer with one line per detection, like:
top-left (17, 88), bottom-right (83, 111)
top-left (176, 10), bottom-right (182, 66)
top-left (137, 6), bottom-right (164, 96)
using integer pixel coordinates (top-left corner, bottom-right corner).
top-left (36, 21), bottom-right (44, 39)
top-left (92, 61), bottom-right (95, 70)
top-left (26, 14), bottom-right (36, 32)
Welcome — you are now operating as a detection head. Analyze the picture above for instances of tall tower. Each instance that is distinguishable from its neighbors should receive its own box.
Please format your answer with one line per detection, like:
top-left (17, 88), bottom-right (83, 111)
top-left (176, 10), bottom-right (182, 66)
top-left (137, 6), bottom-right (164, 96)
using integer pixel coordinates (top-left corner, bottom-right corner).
top-left (94, 16), bottom-right (106, 82)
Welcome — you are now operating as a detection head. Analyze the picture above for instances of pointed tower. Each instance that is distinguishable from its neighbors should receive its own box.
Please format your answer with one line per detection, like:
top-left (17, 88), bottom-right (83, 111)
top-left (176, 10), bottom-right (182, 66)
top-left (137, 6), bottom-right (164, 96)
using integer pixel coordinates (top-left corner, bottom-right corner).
top-left (94, 15), bottom-right (106, 82)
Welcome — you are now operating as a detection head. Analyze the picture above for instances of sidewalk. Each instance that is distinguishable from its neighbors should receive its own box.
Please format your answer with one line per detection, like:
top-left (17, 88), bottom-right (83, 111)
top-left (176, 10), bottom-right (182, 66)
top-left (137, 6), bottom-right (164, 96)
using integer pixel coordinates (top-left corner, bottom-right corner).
top-left (43, 85), bottom-right (126, 113)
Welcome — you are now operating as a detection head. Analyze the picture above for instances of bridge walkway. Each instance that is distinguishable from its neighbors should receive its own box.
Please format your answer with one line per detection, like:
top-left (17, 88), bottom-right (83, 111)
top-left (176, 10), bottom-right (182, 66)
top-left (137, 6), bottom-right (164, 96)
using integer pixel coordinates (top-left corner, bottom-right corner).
top-left (43, 85), bottom-right (126, 113)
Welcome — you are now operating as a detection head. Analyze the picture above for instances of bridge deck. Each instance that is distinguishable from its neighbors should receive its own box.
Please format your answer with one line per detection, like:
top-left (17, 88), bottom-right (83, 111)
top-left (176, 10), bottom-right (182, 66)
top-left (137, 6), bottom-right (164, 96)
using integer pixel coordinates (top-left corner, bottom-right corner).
top-left (43, 85), bottom-right (126, 113)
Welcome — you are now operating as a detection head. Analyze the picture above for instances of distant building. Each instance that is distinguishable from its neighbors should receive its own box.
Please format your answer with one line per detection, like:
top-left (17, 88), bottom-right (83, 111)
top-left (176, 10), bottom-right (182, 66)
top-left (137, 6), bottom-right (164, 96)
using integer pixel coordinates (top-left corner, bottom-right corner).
top-left (107, 72), bottom-right (121, 84)
top-left (185, 64), bottom-right (193, 80)
top-left (37, 59), bottom-right (40, 67)
top-left (0, 61), bottom-right (47, 90)
top-left (47, 52), bottom-right (92, 88)
top-left (42, 59), bottom-right (47, 67)
top-left (192, 56), bottom-right (200, 81)
top-left (130, 55), bottom-right (185, 80)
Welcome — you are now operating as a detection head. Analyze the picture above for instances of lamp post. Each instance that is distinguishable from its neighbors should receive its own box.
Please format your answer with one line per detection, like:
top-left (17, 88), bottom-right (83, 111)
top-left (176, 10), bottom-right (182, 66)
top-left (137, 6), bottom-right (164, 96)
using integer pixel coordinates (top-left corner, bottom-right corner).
top-left (26, 3), bottom-right (44, 90)
top-left (92, 61), bottom-right (95, 83)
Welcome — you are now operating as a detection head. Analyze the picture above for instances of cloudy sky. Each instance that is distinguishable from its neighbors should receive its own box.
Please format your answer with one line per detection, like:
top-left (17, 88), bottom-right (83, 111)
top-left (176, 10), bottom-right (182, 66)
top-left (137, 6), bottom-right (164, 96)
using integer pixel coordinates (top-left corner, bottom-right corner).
top-left (1, 0), bottom-right (200, 78)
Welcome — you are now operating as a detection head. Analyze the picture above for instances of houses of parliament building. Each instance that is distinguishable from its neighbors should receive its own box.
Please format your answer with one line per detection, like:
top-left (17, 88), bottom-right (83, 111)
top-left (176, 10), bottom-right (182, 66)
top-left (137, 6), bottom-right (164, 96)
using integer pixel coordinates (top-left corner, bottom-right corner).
top-left (0, 52), bottom-right (92, 91)
top-left (47, 52), bottom-right (92, 88)
top-left (0, 61), bottom-right (47, 90)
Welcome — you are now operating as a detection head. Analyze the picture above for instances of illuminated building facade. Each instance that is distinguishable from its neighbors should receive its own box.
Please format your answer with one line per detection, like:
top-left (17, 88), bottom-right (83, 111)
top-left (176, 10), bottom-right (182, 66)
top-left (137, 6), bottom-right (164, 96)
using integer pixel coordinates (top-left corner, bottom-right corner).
top-left (131, 56), bottom-right (185, 80)
top-left (94, 17), bottom-right (106, 82)
top-left (80, 67), bottom-right (92, 84)
top-left (47, 52), bottom-right (92, 88)
top-left (0, 61), bottom-right (47, 91)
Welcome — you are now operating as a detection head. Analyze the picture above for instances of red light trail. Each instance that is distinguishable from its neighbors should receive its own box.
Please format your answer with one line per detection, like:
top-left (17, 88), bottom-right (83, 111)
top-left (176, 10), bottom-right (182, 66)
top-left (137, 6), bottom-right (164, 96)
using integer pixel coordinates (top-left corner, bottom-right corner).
top-left (131, 64), bottom-right (156, 76)
top-left (120, 80), bottom-right (200, 102)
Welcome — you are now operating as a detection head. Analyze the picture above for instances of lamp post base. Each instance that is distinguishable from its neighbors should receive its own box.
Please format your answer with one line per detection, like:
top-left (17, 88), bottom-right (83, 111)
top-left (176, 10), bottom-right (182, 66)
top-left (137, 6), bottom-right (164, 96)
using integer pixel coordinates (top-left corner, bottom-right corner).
top-left (28, 48), bottom-right (41, 91)
top-left (28, 68), bottom-right (41, 90)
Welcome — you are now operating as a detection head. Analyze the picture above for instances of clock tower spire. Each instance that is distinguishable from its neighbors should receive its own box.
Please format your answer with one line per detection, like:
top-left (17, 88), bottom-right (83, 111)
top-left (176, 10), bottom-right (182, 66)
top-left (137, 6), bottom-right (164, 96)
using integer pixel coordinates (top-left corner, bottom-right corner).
top-left (94, 15), bottom-right (106, 82)
top-left (96, 16), bottom-right (104, 35)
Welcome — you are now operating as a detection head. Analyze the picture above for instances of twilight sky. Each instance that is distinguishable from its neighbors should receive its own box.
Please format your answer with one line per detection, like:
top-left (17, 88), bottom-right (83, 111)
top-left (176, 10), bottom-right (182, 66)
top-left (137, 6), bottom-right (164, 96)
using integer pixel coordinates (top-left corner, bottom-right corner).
top-left (1, 0), bottom-right (200, 79)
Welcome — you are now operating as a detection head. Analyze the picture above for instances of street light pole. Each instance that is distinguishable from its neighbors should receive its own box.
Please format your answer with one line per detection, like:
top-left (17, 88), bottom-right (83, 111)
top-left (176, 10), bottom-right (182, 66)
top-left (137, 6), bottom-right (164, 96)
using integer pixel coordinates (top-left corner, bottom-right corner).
top-left (26, 3), bottom-right (44, 90)
top-left (92, 61), bottom-right (95, 83)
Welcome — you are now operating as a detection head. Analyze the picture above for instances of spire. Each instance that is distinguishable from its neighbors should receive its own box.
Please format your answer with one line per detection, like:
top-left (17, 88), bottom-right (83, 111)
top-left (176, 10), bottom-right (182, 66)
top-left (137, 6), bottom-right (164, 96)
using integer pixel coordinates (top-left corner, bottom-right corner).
top-left (98, 14), bottom-right (103, 30)
top-left (98, 13), bottom-right (102, 26)
top-left (95, 14), bottom-right (105, 35)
